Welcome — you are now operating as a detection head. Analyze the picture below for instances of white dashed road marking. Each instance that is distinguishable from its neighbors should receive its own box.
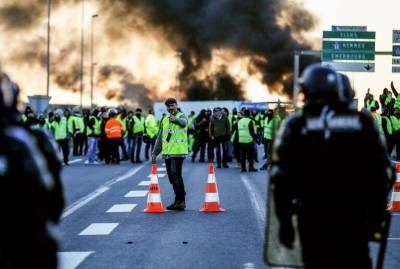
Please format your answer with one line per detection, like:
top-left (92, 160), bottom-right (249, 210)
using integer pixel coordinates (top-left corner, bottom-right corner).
top-left (68, 159), bottom-right (83, 164)
top-left (57, 251), bottom-right (94, 269)
top-left (240, 175), bottom-right (266, 236)
top-left (243, 262), bottom-right (256, 269)
top-left (125, 190), bottom-right (148, 197)
top-left (158, 167), bottom-right (167, 171)
top-left (62, 187), bottom-right (109, 219)
top-left (106, 204), bottom-right (137, 213)
top-left (139, 181), bottom-right (151, 186)
top-left (79, 223), bottom-right (119, 235)
top-left (62, 163), bottom-right (146, 219)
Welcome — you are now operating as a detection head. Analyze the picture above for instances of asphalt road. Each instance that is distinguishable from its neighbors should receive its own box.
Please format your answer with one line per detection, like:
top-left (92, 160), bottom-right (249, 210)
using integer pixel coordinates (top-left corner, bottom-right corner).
top-left (57, 152), bottom-right (400, 269)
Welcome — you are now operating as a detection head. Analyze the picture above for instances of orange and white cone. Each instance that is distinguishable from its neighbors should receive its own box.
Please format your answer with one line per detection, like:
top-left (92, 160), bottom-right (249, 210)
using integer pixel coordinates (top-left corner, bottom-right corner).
top-left (200, 163), bottom-right (224, 212)
top-left (388, 163), bottom-right (400, 212)
top-left (144, 164), bottom-right (166, 213)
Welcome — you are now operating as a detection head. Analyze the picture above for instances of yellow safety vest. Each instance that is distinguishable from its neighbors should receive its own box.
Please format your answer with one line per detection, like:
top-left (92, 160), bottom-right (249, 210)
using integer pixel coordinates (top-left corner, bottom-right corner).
top-left (161, 112), bottom-right (188, 155)
top-left (238, 118), bottom-right (253, 143)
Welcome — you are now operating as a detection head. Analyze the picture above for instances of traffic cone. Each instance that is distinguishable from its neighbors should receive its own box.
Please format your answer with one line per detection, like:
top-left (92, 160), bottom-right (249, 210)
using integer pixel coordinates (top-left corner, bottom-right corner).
top-left (144, 164), bottom-right (166, 213)
top-left (200, 163), bottom-right (224, 212)
top-left (388, 163), bottom-right (400, 212)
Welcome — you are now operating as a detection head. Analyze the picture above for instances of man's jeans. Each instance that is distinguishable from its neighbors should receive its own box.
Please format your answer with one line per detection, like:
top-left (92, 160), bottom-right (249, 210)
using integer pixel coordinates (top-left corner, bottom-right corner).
top-left (86, 137), bottom-right (98, 163)
top-left (165, 157), bottom-right (186, 201)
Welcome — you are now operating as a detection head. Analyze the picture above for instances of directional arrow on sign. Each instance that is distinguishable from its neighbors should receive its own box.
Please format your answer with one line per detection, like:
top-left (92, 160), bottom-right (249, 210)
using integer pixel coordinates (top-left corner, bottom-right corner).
top-left (322, 62), bottom-right (375, 72)
top-left (364, 64), bottom-right (373, 71)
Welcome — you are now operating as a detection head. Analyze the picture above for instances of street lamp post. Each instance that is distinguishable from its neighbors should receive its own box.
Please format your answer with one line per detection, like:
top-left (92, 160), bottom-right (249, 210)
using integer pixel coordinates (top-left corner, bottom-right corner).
top-left (175, 51), bottom-right (182, 100)
top-left (90, 14), bottom-right (98, 108)
top-left (46, 0), bottom-right (52, 97)
top-left (79, 0), bottom-right (85, 110)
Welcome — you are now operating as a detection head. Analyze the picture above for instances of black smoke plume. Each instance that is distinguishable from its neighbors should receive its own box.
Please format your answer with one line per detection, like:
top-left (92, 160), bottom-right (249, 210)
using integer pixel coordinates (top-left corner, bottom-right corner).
top-left (100, 0), bottom-right (317, 97)
top-left (186, 67), bottom-right (244, 101)
top-left (1, 0), bottom-right (317, 101)
top-left (98, 65), bottom-right (152, 109)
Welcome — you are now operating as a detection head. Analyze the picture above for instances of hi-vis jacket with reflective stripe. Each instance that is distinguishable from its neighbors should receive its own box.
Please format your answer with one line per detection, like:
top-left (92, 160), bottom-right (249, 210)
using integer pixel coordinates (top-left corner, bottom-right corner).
top-left (52, 117), bottom-right (68, 140)
top-left (151, 111), bottom-right (188, 158)
top-left (263, 117), bottom-right (274, 140)
top-left (238, 117), bottom-right (254, 143)
top-left (86, 116), bottom-right (101, 136)
top-left (105, 118), bottom-right (123, 138)
top-left (161, 112), bottom-right (188, 155)
top-left (145, 114), bottom-right (158, 138)
top-left (133, 116), bottom-right (145, 134)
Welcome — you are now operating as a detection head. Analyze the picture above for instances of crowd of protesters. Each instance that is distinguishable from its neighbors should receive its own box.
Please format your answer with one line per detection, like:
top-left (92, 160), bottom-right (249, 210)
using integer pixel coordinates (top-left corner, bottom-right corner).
top-left (20, 104), bottom-right (286, 171)
top-left (365, 81), bottom-right (400, 161)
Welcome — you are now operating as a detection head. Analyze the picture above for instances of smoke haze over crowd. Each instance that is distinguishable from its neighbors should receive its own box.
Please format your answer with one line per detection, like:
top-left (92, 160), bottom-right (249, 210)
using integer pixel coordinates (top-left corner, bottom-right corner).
top-left (0, 0), bottom-right (316, 106)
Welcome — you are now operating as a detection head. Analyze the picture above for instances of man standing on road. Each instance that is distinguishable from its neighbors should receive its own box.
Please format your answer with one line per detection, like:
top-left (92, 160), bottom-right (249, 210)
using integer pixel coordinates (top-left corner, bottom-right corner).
top-left (268, 64), bottom-right (393, 269)
top-left (209, 107), bottom-right (230, 168)
top-left (105, 109), bottom-right (123, 164)
top-left (144, 109), bottom-right (158, 160)
top-left (85, 109), bottom-right (101, 165)
top-left (238, 109), bottom-right (258, 172)
top-left (152, 97), bottom-right (188, 211)
top-left (131, 108), bottom-right (145, 163)
top-left (52, 109), bottom-right (69, 165)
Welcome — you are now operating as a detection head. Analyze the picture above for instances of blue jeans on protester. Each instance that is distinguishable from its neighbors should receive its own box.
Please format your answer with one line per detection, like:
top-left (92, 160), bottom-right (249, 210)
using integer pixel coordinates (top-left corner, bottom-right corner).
top-left (86, 137), bottom-right (98, 163)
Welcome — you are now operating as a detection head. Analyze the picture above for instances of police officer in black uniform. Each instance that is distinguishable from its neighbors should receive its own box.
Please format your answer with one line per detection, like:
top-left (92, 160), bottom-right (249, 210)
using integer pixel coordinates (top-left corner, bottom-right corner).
top-left (0, 72), bottom-right (64, 269)
top-left (268, 64), bottom-right (393, 269)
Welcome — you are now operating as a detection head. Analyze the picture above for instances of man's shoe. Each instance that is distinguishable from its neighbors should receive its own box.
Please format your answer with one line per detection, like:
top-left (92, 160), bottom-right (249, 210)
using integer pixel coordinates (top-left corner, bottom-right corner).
top-left (136, 160), bottom-right (143, 163)
top-left (166, 201), bottom-right (186, 210)
top-left (174, 201), bottom-right (186, 211)
top-left (166, 202), bottom-right (176, 210)
top-left (241, 169), bottom-right (247, 172)
top-left (249, 168), bottom-right (258, 172)
top-left (217, 164), bottom-right (222, 168)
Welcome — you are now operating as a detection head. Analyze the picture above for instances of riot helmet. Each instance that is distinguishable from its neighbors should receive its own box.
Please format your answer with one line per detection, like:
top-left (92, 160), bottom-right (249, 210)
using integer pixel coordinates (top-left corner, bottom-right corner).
top-left (0, 73), bottom-right (19, 125)
top-left (337, 73), bottom-right (355, 105)
top-left (299, 64), bottom-right (340, 105)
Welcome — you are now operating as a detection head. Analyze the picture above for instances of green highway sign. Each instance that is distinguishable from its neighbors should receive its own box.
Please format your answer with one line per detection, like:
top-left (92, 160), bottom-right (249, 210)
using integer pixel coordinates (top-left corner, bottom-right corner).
top-left (393, 46), bottom-right (400, 56)
top-left (393, 66), bottom-right (400, 73)
top-left (323, 31), bottom-right (376, 39)
top-left (322, 52), bottom-right (375, 61)
top-left (323, 62), bottom-right (375, 72)
top-left (393, 59), bottom-right (400, 65)
top-left (322, 27), bottom-right (376, 72)
top-left (323, 41), bottom-right (375, 51)
top-left (394, 30), bottom-right (400, 43)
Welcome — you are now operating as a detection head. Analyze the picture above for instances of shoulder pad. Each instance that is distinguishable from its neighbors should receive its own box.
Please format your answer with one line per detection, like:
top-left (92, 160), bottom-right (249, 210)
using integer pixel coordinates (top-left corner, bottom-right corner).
top-left (0, 155), bottom-right (8, 176)
top-left (4, 126), bottom-right (55, 190)
top-left (4, 126), bottom-right (34, 144)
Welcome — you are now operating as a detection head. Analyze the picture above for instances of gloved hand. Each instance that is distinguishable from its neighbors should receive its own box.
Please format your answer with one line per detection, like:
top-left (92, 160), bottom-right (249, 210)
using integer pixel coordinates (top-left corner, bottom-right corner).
top-left (279, 222), bottom-right (295, 249)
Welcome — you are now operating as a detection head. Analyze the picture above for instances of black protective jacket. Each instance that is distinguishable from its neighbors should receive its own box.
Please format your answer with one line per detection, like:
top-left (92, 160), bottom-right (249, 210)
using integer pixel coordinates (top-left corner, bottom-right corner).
top-left (0, 126), bottom-right (62, 269)
top-left (269, 103), bottom-right (394, 268)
